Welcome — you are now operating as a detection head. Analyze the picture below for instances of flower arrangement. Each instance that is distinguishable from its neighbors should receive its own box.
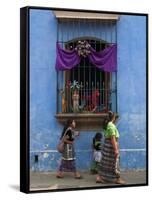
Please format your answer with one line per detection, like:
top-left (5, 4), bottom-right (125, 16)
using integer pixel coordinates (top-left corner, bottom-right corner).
top-left (70, 80), bottom-right (81, 91)
top-left (75, 40), bottom-right (91, 57)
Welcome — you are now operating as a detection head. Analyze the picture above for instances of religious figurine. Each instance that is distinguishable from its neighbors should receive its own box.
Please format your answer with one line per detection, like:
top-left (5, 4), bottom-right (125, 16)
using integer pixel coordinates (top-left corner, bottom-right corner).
top-left (70, 80), bottom-right (81, 113)
top-left (72, 89), bottom-right (79, 113)
top-left (60, 89), bottom-right (67, 113)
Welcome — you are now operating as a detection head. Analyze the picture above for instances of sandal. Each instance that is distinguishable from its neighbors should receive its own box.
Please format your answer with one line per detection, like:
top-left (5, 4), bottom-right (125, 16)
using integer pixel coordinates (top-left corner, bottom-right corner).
top-left (96, 179), bottom-right (105, 183)
top-left (56, 175), bottom-right (64, 178)
top-left (96, 176), bottom-right (105, 183)
top-left (115, 178), bottom-right (126, 184)
top-left (75, 175), bottom-right (83, 179)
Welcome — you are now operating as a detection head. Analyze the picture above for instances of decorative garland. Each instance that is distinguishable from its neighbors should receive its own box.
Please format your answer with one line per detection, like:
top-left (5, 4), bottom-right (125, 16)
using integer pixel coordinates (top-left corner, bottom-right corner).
top-left (75, 40), bottom-right (91, 57)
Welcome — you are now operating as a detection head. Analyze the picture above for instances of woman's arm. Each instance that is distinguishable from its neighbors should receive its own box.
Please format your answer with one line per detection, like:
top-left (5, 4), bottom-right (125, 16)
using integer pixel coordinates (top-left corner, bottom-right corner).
top-left (64, 138), bottom-right (73, 144)
top-left (111, 136), bottom-right (119, 157)
top-left (63, 128), bottom-right (74, 144)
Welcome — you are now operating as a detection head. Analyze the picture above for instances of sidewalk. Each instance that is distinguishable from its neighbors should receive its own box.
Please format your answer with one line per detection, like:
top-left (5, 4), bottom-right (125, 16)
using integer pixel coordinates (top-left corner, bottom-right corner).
top-left (30, 170), bottom-right (147, 191)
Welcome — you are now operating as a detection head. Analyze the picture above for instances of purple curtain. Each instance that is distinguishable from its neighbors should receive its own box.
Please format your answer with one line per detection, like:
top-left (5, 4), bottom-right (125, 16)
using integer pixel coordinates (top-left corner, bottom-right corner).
top-left (55, 43), bottom-right (117, 72)
top-left (88, 45), bottom-right (117, 72)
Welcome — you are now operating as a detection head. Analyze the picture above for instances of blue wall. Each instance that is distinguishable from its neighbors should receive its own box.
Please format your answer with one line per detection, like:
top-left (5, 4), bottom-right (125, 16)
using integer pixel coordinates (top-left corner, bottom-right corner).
top-left (29, 9), bottom-right (146, 171)
top-left (117, 15), bottom-right (146, 169)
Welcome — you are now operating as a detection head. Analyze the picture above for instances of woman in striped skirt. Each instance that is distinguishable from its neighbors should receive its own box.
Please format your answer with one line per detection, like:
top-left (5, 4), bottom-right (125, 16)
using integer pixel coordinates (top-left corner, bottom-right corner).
top-left (96, 111), bottom-right (125, 184)
top-left (56, 119), bottom-right (82, 179)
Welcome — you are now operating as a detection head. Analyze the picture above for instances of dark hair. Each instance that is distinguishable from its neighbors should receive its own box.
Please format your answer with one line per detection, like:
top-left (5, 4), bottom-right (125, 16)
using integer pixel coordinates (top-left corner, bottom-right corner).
top-left (60, 119), bottom-right (74, 139)
top-left (93, 132), bottom-right (102, 145)
top-left (94, 132), bottom-right (102, 140)
top-left (108, 111), bottom-right (115, 121)
top-left (102, 117), bottom-right (109, 130)
top-left (103, 111), bottom-right (116, 130)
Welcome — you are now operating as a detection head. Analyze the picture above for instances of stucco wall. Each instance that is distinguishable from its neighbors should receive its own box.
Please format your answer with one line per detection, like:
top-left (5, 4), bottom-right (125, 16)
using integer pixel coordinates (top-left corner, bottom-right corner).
top-left (117, 15), bottom-right (146, 168)
top-left (29, 9), bottom-right (146, 171)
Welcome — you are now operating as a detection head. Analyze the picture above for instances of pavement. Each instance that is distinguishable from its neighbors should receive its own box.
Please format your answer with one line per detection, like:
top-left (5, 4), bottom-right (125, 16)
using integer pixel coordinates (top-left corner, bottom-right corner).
top-left (30, 170), bottom-right (147, 191)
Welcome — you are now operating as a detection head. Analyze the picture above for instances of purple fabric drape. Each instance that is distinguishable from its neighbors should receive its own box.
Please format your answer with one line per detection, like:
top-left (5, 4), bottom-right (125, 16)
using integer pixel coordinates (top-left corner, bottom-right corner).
top-left (55, 43), bottom-right (81, 71)
top-left (88, 45), bottom-right (117, 72)
top-left (55, 43), bottom-right (117, 72)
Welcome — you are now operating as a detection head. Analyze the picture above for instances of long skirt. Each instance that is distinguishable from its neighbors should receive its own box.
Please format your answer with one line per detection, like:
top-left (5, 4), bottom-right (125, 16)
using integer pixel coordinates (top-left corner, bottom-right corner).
top-left (59, 143), bottom-right (76, 172)
top-left (98, 138), bottom-right (120, 182)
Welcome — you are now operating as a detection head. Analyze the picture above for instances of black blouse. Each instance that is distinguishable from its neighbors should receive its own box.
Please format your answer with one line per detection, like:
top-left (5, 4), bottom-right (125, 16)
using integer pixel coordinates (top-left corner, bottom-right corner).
top-left (65, 129), bottom-right (75, 141)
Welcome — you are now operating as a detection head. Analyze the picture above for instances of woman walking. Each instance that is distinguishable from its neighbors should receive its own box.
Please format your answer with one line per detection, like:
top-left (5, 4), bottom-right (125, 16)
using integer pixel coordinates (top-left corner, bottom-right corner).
top-left (56, 119), bottom-right (82, 179)
top-left (96, 111), bottom-right (125, 184)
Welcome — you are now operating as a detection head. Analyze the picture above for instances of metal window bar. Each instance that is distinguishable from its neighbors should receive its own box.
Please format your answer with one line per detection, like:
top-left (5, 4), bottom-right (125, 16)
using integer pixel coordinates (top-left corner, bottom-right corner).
top-left (94, 20), bottom-right (97, 111)
top-left (109, 20), bottom-right (113, 111)
top-left (115, 21), bottom-right (118, 113)
top-left (78, 19), bottom-right (81, 104)
top-left (56, 20), bottom-right (59, 113)
top-left (99, 20), bottom-right (102, 112)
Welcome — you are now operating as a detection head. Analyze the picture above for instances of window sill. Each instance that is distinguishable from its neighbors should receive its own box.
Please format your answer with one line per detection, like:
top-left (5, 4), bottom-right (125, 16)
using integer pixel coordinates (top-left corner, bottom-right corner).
top-left (55, 113), bottom-right (109, 131)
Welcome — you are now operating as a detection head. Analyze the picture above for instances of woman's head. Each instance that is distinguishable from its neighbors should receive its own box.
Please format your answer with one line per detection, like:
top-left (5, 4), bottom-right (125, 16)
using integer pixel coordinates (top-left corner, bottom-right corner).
top-left (103, 111), bottom-right (119, 130)
top-left (108, 111), bottom-right (115, 121)
top-left (61, 119), bottom-right (76, 139)
top-left (66, 119), bottom-right (76, 128)
top-left (108, 111), bottom-right (119, 122)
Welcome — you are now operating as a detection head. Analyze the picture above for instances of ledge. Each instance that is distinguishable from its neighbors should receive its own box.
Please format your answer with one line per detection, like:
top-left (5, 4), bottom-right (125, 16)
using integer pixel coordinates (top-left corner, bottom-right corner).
top-left (55, 113), bottom-right (108, 131)
top-left (53, 11), bottom-right (120, 21)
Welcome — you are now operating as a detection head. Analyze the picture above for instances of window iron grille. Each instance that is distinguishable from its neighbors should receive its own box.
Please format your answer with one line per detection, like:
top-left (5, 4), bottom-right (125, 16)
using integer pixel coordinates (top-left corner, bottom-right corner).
top-left (56, 18), bottom-right (117, 114)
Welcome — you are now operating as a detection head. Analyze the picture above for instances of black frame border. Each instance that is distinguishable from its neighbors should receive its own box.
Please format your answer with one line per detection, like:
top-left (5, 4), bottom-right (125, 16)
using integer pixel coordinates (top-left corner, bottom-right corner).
top-left (20, 6), bottom-right (148, 193)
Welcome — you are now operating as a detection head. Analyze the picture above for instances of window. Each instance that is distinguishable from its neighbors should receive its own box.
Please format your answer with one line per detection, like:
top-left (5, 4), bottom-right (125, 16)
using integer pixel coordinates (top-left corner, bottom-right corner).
top-left (56, 17), bottom-right (117, 118)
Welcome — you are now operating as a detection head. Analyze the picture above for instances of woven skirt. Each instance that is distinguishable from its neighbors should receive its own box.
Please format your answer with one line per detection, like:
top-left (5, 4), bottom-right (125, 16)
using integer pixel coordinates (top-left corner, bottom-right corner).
top-left (98, 138), bottom-right (120, 181)
top-left (62, 143), bottom-right (75, 160)
top-left (59, 160), bottom-right (76, 172)
top-left (59, 143), bottom-right (76, 172)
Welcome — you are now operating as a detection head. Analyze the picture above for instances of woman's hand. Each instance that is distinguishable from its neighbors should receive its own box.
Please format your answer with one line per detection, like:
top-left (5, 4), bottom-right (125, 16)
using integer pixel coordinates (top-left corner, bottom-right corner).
top-left (64, 139), bottom-right (73, 144)
top-left (68, 140), bottom-right (74, 144)
top-left (111, 136), bottom-right (119, 158)
top-left (75, 131), bottom-right (80, 137)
